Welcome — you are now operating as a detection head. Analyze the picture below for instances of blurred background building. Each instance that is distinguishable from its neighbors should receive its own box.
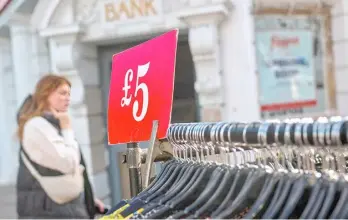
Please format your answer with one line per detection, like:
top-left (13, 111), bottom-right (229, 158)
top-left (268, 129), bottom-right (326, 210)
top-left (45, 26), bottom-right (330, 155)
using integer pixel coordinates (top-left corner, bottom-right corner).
top-left (0, 0), bottom-right (344, 212)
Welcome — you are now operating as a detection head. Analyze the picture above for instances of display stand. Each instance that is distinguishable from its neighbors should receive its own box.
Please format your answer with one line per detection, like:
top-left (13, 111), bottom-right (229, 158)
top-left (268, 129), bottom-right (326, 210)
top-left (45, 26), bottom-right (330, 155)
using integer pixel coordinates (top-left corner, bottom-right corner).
top-left (126, 142), bottom-right (142, 197)
top-left (125, 120), bottom-right (174, 195)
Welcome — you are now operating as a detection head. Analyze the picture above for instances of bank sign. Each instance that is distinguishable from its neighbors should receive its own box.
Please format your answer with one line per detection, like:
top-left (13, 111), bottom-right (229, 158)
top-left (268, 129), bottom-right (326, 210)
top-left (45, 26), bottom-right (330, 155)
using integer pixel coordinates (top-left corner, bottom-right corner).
top-left (101, 0), bottom-right (161, 24)
top-left (255, 19), bottom-right (317, 112)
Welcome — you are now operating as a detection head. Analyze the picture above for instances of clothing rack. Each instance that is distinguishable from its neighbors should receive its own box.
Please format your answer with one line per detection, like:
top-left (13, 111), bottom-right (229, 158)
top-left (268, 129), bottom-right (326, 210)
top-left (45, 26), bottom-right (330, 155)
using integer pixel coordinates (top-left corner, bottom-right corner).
top-left (130, 116), bottom-right (348, 194)
top-left (105, 116), bottom-right (348, 219)
top-left (167, 116), bottom-right (348, 147)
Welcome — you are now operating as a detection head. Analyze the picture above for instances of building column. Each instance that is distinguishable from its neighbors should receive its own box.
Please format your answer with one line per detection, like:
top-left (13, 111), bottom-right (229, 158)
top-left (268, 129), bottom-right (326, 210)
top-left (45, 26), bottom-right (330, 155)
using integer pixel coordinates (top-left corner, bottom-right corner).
top-left (0, 37), bottom-right (17, 184)
top-left (41, 24), bottom-right (110, 203)
top-left (332, 0), bottom-right (348, 115)
top-left (6, 18), bottom-right (34, 184)
top-left (9, 15), bottom-right (50, 104)
top-left (4, 15), bottom-right (50, 184)
top-left (9, 19), bottom-right (36, 107)
top-left (178, 0), bottom-right (231, 122)
top-left (31, 32), bottom-right (51, 80)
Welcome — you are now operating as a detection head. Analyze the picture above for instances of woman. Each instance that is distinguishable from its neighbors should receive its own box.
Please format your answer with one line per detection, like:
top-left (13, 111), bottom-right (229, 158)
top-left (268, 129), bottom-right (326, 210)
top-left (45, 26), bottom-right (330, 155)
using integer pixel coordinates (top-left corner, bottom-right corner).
top-left (16, 74), bottom-right (105, 218)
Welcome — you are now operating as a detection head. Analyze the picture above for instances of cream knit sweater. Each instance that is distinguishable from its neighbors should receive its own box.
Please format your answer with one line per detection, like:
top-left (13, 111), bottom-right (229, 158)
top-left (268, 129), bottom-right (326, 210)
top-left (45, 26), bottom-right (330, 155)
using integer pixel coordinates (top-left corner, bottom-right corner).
top-left (22, 116), bottom-right (81, 174)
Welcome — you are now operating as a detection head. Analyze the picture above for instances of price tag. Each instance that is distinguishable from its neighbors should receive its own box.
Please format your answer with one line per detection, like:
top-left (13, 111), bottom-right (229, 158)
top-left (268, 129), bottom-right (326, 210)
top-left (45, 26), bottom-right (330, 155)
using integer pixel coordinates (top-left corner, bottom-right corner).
top-left (108, 29), bottom-right (179, 144)
top-left (0, 0), bottom-right (11, 13)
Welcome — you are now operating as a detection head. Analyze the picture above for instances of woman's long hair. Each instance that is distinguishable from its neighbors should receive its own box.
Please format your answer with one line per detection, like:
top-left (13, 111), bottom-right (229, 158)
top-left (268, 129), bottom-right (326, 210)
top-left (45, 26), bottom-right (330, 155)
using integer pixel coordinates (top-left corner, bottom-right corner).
top-left (17, 74), bottom-right (71, 141)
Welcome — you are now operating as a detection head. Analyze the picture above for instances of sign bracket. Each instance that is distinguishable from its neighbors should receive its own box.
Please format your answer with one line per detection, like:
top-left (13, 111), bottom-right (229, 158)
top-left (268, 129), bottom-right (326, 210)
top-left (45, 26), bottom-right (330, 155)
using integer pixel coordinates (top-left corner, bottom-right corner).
top-left (126, 120), bottom-right (172, 194)
top-left (143, 120), bottom-right (159, 189)
top-left (126, 142), bottom-right (142, 197)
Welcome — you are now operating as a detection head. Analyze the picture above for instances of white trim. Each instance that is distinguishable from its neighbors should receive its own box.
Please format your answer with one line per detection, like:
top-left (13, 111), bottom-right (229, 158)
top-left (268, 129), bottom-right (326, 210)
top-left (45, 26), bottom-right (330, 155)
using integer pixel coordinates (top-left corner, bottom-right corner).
top-left (176, 3), bottom-right (231, 26)
top-left (7, 12), bottom-right (30, 25)
top-left (177, 4), bottom-right (229, 17)
top-left (48, 38), bottom-right (57, 73)
top-left (40, 23), bottom-right (84, 38)
top-left (31, 0), bottom-right (61, 30)
top-left (0, 39), bottom-right (9, 184)
top-left (254, 0), bottom-right (336, 10)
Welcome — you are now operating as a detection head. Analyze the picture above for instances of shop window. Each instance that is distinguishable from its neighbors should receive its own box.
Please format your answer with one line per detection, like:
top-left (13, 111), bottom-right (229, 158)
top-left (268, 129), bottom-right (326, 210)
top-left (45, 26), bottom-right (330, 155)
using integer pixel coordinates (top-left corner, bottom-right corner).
top-left (253, 1), bottom-right (336, 119)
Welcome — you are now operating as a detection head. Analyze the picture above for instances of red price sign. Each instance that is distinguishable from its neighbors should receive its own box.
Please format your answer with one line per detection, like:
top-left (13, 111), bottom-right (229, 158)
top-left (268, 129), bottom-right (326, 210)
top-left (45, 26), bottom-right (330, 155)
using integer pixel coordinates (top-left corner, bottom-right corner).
top-left (108, 29), bottom-right (178, 144)
top-left (0, 0), bottom-right (11, 13)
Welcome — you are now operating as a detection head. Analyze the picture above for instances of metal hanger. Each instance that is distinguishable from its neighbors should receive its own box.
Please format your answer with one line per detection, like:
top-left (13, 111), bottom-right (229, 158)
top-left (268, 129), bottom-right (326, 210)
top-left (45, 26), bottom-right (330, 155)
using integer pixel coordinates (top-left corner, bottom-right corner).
top-left (138, 124), bottom-right (184, 197)
top-left (309, 117), bottom-right (336, 219)
top-left (214, 123), bottom-right (270, 219)
top-left (209, 123), bottom-right (254, 217)
top-left (165, 124), bottom-right (218, 204)
top-left (261, 121), bottom-right (290, 219)
top-left (167, 123), bottom-right (228, 218)
top-left (138, 126), bottom-right (193, 214)
top-left (243, 122), bottom-right (281, 218)
top-left (187, 123), bottom-right (240, 218)
top-left (277, 118), bottom-right (315, 219)
top-left (152, 124), bottom-right (201, 203)
top-left (262, 120), bottom-right (298, 219)
top-left (145, 124), bottom-right (218, 219)
top-left (144, 124), bottom-right (197, 202)
top-left (289, 118), bottom-right (323, 219)
top-left (140, 124), bottom-right (202, 218)
top-left (329, 118), bottom-right (348, 219)
top-left (145, 124), bottom-right (188, 195)
top-left (316, 117), bottom-right (340, 219)
top-left (297, 119), bottom-right (325, 219)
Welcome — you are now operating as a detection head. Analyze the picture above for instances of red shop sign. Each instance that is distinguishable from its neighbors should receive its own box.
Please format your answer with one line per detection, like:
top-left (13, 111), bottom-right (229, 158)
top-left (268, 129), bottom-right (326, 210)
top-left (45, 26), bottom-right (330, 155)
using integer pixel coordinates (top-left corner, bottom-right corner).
top-left (108, 29), bottom-right (178, 144)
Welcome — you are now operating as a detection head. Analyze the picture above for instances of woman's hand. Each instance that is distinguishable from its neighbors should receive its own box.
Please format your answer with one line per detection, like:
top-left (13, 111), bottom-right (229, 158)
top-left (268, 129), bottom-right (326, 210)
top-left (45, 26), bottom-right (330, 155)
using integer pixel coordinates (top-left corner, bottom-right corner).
top-left (95, 198), bottom-right (105, 213)
top-left (50, 108), bottom-right (71, 129)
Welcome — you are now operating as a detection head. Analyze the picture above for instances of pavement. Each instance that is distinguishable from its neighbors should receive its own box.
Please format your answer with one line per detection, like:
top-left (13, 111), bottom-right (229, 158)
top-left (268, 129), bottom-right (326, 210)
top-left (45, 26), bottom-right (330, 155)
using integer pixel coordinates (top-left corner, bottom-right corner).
top-left (0, 185), bottom-right (16, 218)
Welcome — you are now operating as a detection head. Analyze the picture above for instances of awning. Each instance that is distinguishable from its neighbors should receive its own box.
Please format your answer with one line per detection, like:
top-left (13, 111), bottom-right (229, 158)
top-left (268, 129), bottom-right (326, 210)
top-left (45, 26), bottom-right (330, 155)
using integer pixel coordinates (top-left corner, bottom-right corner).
top-left (0, 0), bottom-right (26, 29)
top-left (253, 0), bottom-right (336, 14)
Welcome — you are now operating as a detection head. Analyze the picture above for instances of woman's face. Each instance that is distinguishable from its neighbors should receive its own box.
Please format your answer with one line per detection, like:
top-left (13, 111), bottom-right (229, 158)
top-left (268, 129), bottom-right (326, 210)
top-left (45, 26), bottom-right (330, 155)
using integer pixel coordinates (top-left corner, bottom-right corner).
top-left (47, 83), bottom-right (71, 112)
